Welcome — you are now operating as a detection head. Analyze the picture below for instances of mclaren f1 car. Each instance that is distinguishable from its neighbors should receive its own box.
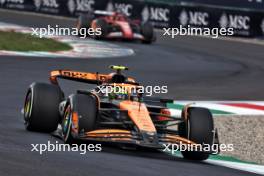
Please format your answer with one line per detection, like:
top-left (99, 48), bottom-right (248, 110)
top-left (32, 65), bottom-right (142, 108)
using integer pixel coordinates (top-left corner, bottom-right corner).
top-left (23, 65), bottom-right (219, 160)
top-left (76, 10), bottom-right (156, 44)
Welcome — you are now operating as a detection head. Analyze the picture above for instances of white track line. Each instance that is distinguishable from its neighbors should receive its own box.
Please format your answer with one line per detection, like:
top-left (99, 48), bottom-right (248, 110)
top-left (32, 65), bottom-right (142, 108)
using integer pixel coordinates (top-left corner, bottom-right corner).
top-left (206, 159), bottom-right (264, 175)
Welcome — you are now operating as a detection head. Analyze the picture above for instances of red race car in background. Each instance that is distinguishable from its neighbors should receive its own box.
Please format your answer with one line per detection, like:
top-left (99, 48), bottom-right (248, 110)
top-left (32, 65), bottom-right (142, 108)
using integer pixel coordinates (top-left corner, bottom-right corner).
top-left (76, 10), bottom-right (156, 44)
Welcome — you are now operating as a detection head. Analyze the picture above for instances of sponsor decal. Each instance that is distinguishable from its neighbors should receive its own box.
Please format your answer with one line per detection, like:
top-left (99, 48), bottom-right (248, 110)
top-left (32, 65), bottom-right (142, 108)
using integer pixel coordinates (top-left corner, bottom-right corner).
top-left (74, 0), bottom-right (94, 12)
top-left (67, 0), bottom-right (94, 14)
top-left (141, 6), bottom-right (149, 22)
top-left (219, 13), bottom-right (228, 28)
top-left (0, 0), bottom-right (6, 5)
top-left (33, 0), bottom-right (41, 11)
top-left (34, 0), bottom-right (59, 13)
top-left (141, 6), bottom-right (169, 22)
top-left (106, 1), bottom-right (133, 16)
top-left (4, 0), bottom-right (23, 3)
top-left (42, 0), bottom-right (59, 8)
top-left (141, 6), bottom-right (170, 27)
top-left (106, 1), bottom-right (114, 12)
top-left (67, 0), bottom-right (75, 14)
top-left (219, 13), bottom-right (250, 35)
top-left (3, 0), bottom-right (24, 9)
top-left (179, 9), bottom-right (209, 26)
top-left (261, 18), bottom-right (264, 34)
top-left (179, 9), bottom-right (188, 26)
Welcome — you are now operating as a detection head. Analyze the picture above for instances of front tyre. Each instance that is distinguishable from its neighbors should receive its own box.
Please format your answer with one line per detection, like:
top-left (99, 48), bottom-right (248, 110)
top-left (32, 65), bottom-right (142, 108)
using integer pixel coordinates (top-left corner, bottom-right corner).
top-left (141, 22), bottom-right (155, 44)
top-left (180, 107), bottom-right (214, 160)
top-left (76, 13), bottom-right (94, 37)
top-left (24, 82), bottom-right (63, 132)
top-left (93, 19), bottom-right (109, 40)
top-left (62, 94), bottom-right (98, 144)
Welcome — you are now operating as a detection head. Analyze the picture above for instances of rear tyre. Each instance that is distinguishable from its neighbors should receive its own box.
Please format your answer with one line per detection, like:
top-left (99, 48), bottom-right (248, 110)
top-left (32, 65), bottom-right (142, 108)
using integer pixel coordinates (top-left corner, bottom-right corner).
top-left (62, 94), bottom-right (98, 144)
top-left (141, 22), bottom-right (155, 44)
top-left (180, 107), bottom-right (214, 160)
top-left (93, 19), bottom-right (109, 40)
top-left (24, 82), bottom-right (63, 132)
top-left (76, 13), bottom-right (94, 37)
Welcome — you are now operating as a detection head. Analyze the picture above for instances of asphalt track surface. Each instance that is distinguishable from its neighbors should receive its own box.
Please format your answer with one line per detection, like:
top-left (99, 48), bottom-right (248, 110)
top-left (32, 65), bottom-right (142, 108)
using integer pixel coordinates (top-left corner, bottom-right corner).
top-left (0, 9), bottom-right (263, 176)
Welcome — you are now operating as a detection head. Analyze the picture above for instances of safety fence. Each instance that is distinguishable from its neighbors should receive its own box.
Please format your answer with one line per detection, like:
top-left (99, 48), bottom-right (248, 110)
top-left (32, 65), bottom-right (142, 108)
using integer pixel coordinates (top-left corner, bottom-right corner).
top-left (1, 0), bottom-right (264, 37)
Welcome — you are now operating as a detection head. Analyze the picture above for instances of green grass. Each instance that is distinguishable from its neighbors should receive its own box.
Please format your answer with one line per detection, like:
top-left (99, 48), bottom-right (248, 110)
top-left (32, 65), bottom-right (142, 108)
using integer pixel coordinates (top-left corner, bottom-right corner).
top-left (0, 31), bottom-right (72, 52)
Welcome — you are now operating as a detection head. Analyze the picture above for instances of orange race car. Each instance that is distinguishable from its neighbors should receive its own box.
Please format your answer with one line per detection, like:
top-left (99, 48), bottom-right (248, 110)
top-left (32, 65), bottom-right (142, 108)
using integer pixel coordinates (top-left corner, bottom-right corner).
top-left (23, 65), bottom-right (219, 160)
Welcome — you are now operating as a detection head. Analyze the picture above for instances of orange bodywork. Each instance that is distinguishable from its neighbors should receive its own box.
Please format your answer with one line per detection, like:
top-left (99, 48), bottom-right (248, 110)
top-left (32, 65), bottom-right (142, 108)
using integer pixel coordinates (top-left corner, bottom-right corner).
top-left (82, 129), bottom-right (196, 145)
top-left (71, 112), bottom-right (79, 133)
top-left (84, 129), bottom-right (134, 142)
top-left (86, 129), bottom-right (131, 135)
top-left (162, 135), bottom-right (195, 145)
top-left (119, 100), bottom-right (156, 133)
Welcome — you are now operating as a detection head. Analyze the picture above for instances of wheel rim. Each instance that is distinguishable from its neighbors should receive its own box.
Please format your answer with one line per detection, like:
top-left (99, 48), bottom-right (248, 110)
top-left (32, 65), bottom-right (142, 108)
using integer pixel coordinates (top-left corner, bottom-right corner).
top-left (24, 91), bottom-right (33, 123)
top-left (63, 106), bottom-right (72, 142)
top-left (187, 118), bottom-right (190, 140)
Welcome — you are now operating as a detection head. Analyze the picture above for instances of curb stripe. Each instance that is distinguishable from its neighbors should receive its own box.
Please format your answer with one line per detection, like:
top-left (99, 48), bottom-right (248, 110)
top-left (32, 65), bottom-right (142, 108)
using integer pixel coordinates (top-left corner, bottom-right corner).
top-left (167, 103), bottom-right (233, 115)
top-left (222, 103), bottom-right (264, 111)
top-left (170, 101), bottom-right (264, 115)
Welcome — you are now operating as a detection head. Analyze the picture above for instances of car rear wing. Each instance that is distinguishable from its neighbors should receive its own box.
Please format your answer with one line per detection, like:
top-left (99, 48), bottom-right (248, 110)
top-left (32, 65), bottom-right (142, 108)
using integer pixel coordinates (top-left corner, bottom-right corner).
top-left (50, 70), bottom-right (110, 85)
top-left (94, 10), bottom-right (115, 16)
top-left (50, 70), bottom-right (136, 85)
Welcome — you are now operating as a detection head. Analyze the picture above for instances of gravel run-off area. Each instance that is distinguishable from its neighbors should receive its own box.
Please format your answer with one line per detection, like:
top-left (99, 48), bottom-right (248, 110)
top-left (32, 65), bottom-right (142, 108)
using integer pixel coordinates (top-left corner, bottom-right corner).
top-left (214, 115), bottom-right (264, 164)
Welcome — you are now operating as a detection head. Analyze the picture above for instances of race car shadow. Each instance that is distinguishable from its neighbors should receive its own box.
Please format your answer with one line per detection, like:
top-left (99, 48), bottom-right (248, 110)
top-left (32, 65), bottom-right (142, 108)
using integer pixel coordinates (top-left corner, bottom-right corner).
top-left (24, 128), bottom-right (213, 167)
top-left (87, 36), bottom-right (157, 46)
top-left (93, 142), bottom-right (212, 166)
